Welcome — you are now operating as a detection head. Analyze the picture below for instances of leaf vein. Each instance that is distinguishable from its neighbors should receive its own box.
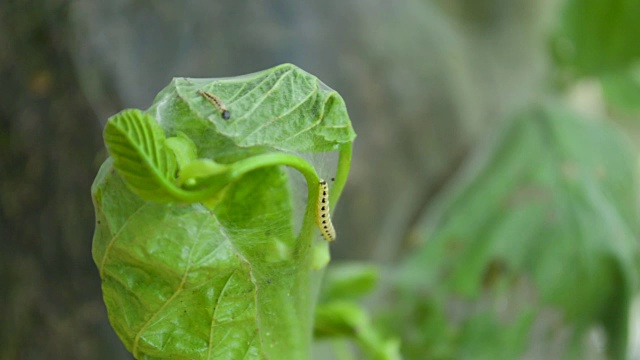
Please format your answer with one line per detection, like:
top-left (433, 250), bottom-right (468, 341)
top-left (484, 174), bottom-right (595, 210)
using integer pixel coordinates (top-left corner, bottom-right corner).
top-left (226, 71), bottom-right (278, 107)
top-left (207, 270), bottom-right (237, 360)
top-left (232, 69), bottom-right (295, 124)
top-left (131, 220), bottom-right (206, 357)
top-left (238, 87), bottom-right (318, 143)
top-left (98, 203), bottom-right (150, 278)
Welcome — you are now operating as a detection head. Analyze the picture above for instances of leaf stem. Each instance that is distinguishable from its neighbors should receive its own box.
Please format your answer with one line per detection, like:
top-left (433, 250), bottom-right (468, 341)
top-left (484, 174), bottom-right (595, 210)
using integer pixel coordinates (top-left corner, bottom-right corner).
top-left (330, 143), bottom-right (353, 208)
top-left (173, 153), bottom-right (319, 204)
top-left (229, 153), bottom-right (319, 187)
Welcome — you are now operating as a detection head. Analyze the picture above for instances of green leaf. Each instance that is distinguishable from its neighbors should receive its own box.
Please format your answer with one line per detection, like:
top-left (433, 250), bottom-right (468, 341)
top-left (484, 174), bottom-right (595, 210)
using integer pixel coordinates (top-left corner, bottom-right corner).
top-left (165, 131), bottom-right (198, 169)
top-left (93, 64), bottom-right (356, 359)
top-left (93, 158), bottom-right (313, 359)
top-left (456, 310), bottom-right (535, 360)
top-left (93, 167), bottom-right (261, 359)
top-left (314, 301), bottom-right (400, 360)
top-left (601, 65), bottom-right (640, 112)
top-left (394, 102), bottom-right (640, 359)
top-left (320, 263), bottom-right (379, 302)
top-left (315, 301), bottom-right (367, 338)
top-left (148, 63), bottom-right (356, 153)
top-left (552, 0), bottom-right (640, 77)
top-left (103, 109), bottom-right (178, 202)
top-left (314, 265), bottom-right (394, 360)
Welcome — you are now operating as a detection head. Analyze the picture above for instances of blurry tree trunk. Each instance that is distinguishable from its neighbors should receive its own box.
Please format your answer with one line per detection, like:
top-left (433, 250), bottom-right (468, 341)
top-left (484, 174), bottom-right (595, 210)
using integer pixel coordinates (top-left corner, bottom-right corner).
top-left (0, 0), bottom-right (130, 358)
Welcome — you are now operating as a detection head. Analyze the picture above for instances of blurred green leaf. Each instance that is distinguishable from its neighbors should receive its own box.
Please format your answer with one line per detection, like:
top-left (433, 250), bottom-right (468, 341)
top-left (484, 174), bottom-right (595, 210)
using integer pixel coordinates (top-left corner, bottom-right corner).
top-left (93, 64), bottom-right (356, 359)
top-left (315, 301), bottom-right (367, 338)
top-left (314, 264), bottom-right (397, 360)
top-left (456, 309), bottom-right (535, 360)
top-left (314, 301), bottom-right (400, 360)
top-left (601, 65), bottom-right (640, 112)
top-left (553, 0), bottom-right (640, 77)
top-left (395, 102), bottom-right (640, 359)
top-left (320, 263), bottom-right (379, 302)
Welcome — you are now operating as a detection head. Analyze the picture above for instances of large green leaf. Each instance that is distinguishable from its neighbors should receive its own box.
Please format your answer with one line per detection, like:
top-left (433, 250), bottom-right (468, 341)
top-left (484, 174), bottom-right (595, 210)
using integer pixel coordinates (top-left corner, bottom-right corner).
top-left (553, 0), bottom-right (640, 77)
top-left (394, 102), bottom-right (640, 359)
top-left (93, 166), bottom-right (260, 359)
top-left (93, 162), bottom-right (286, 359)
top-left (149, 63), bottom-right (355, 155)
top-left (92, 64), bottom-right (355, 359)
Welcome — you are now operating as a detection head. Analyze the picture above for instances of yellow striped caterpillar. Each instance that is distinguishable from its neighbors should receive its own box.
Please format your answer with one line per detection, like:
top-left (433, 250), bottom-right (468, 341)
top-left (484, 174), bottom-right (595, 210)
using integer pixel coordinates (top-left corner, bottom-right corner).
top-left (316, 179), bottom-right (336, 242)
top-left (197, 90), bottom-right (231, 120)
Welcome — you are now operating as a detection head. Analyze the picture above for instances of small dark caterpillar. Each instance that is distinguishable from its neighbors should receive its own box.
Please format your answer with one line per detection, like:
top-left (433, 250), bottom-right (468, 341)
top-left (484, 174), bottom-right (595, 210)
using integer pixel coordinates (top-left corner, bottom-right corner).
top-left (197, 90), bottom-right (231, 120)
top-left (316, 179), bottom-right (336, 242)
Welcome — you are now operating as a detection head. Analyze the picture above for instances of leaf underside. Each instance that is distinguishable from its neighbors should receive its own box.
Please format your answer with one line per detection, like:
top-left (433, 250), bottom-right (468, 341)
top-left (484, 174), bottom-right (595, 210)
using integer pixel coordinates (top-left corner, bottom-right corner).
top-left (150, 63), bottom-right (355, 154)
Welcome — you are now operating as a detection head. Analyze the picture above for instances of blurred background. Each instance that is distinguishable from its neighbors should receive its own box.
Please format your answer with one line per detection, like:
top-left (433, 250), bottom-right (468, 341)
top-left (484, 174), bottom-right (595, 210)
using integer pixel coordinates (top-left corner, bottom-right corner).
top-left (2, 0), bottom-right (640, 358)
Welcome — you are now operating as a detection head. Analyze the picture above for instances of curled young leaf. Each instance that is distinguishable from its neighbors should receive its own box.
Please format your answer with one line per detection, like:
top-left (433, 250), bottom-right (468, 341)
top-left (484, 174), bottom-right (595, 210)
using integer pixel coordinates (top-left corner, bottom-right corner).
top-left (104, 109), bottom-right (178, 202)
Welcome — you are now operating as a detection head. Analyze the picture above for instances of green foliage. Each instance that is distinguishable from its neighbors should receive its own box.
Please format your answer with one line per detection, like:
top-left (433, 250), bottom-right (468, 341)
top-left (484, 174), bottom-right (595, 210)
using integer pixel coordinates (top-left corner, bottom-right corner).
top-left (314, 264), bottom-right (400, 360)
top-left (553, 0), bottom-right (640, 77)
top-left (319, 263), bottom-right (379, 302)
top-left (92, 64), bottom-right (355, 359)
top-left (103, 109), bottom-right (179, 202)
top-left (383, 3), bottom-right (640, 358)
top-left (91, 3), bottom-right (640, 358)
top-left (601, 65), bottom-right (640, 113)
top-left (165, 131), bottom-right (198, 169)
top-left (394, 102), bottom-right (640, 359)
top-left (314, 301), bottom-right (400, 360)
top-left (148, 63), bottom-right (355, 154)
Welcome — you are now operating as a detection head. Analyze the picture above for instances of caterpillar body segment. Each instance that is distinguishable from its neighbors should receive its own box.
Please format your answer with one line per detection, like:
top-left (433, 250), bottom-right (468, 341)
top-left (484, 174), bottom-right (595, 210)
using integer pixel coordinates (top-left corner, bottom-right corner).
top-left (197, 90), bottom-right (231, 120)
top-left (316, 179), bottom-right (336, 242)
